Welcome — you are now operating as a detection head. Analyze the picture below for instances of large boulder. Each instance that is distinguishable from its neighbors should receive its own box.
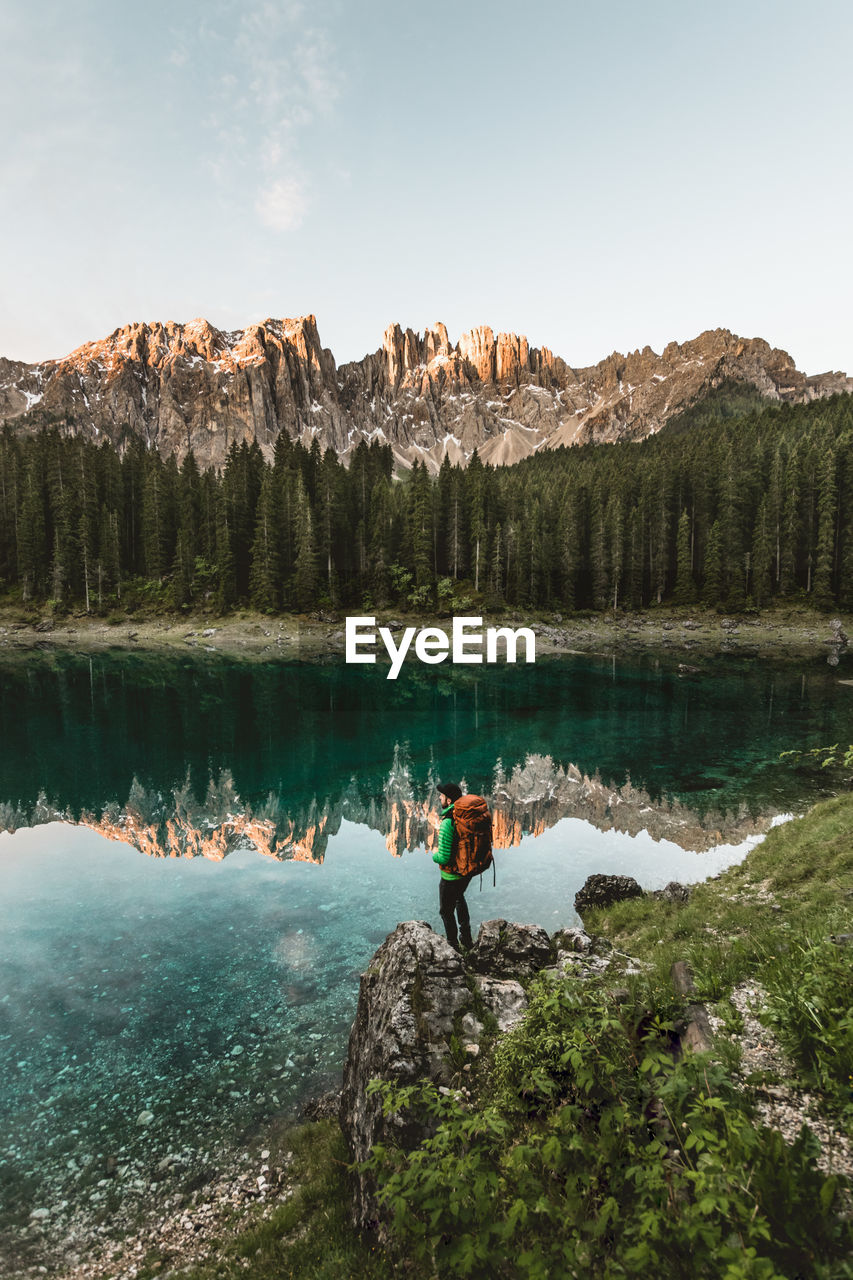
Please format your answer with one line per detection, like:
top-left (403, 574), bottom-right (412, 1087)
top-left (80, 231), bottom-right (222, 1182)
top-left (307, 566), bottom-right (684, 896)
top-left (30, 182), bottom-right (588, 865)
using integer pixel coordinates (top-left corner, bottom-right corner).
top-left (574, 874), bottom-right (644, 917)
top-left (470, 918), bottom-right (553, 979)
top-left (339, 920), bottom-right (530, 1229)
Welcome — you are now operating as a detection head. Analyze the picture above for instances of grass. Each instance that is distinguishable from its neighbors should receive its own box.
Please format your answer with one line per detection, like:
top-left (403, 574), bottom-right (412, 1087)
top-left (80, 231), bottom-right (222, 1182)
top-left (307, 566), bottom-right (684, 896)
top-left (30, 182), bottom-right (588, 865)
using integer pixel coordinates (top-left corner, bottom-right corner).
top-left (589, 791), bottom-right (853, 994)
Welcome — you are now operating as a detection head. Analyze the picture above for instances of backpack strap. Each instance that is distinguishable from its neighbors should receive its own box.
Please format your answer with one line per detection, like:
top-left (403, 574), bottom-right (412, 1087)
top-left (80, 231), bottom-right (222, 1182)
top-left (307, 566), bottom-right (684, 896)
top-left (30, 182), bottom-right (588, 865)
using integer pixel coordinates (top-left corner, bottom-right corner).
top-left (478, 851), bottom-right (497, 890)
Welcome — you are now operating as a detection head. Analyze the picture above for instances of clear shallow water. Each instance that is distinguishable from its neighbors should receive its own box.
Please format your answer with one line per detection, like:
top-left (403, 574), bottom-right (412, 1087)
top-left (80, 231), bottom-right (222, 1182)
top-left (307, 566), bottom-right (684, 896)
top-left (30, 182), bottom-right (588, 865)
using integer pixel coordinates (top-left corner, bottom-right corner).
top-left (1, 647), bottom-right (852, 1249)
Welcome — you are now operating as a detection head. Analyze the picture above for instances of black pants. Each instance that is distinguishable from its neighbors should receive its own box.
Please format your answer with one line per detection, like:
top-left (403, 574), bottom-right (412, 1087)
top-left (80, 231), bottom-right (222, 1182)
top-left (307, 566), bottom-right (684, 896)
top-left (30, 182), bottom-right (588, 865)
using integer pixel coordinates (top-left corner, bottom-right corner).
top-left (439, 874), bottom-right (473, 949)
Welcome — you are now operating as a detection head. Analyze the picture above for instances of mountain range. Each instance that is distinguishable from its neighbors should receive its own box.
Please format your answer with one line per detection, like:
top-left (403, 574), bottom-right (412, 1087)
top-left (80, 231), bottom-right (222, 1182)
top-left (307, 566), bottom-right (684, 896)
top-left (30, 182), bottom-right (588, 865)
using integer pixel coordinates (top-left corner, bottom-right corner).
top-left (1, 316), bottom-right (850, 471)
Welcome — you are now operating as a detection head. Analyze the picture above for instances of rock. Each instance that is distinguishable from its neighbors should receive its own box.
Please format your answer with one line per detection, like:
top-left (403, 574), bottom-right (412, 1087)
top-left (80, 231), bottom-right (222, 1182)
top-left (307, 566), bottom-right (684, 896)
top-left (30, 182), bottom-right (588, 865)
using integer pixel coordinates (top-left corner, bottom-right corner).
top-left (136, 1110), bottom-right (154, 1127)
top-left (339, 922), bottom-right (472, 1228)
top-left (2, 318), bottom-right (848, 474)
top-left (301, 1090), bottom-right (341, 1121)
top-left (470, 919), bottom-right (552, 979)
top-left (574, 874), bottom-right (644, 917)
top-left (651, 881), bottom-right (691, 904)
top-left (670, 960), bottom-right (695, 997)
top-left (552, 926), bottom-right (594, 954)
top-left (471, 975), bottom-right (528, 1032)
top-left (339, 920), bottom-right (536, 1230)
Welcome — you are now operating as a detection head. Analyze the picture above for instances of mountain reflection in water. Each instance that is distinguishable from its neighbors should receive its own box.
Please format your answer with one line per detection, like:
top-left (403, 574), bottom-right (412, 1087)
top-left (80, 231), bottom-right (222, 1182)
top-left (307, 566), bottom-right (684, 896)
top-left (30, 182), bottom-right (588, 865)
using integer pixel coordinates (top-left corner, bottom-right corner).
top-left (2, 749), bottom-right (780, 861)
top-left (1, 648), bottom-right (851, 863)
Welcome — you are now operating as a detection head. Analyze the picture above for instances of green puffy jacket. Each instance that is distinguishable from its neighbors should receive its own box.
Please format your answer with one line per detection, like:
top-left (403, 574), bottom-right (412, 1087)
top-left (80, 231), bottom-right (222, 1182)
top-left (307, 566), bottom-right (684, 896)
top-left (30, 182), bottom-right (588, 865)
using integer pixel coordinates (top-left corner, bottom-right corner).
top-left (432, 802), bottom-right (463, 881)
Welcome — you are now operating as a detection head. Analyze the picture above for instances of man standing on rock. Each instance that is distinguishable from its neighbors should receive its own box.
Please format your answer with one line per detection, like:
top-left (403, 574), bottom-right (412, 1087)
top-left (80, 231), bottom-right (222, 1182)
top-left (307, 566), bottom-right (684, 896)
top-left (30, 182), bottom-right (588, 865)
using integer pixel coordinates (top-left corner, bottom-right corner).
top-left (434, 782), bottom-right (493, 952)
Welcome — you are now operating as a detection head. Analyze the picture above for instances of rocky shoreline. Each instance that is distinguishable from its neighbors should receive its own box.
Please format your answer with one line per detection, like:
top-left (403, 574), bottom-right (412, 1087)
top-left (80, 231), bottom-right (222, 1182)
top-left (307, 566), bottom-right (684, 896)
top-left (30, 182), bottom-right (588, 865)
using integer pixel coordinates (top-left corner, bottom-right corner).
top-left (0, 606), bottom-right (850, 663)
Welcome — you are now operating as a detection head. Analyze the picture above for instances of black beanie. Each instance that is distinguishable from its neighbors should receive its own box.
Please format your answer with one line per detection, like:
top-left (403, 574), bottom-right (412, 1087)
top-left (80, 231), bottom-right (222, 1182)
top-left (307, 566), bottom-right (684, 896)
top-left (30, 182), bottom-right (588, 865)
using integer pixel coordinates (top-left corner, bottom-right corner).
top-left (436, 781), bottom-right (462, 803)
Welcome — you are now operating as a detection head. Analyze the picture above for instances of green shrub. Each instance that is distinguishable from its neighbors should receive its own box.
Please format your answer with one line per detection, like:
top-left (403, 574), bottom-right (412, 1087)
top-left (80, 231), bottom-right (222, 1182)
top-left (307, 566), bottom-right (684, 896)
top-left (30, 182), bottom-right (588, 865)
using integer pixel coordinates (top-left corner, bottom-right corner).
top-left (362, 976), bottom-right (853, 1279)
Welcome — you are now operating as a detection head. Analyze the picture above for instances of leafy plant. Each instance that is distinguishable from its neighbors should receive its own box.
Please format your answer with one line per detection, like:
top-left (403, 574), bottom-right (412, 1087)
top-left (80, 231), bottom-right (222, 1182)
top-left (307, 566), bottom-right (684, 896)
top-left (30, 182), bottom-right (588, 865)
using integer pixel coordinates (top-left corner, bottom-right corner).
top-left (761, 937), bottom-right (853, 1115)
top-left (362, 974), bottom-right (853, 1278)
top-left (780, 744), bottom-right (853, 772)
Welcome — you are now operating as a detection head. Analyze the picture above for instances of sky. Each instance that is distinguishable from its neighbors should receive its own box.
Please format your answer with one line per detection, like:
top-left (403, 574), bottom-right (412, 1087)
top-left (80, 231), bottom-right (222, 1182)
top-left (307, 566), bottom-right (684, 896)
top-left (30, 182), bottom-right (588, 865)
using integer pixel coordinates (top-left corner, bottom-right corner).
top-left (1, 0), bottom-right (851, 374)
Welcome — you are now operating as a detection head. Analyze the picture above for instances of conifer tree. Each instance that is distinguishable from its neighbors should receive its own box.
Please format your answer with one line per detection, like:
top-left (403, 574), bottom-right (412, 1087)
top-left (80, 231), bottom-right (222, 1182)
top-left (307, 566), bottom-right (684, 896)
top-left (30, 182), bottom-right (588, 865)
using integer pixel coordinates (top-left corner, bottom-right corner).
top-left (556, 497), bottom-right (578, 609)
top-left (408, 462), bottom-right (434, 589)
top-left (99, 508), bottom-right (122, 601)
top-left (77, 443), bottom-right (100, 612)
top-left (141, 454), bottom-right (172, 583)
top-left (813, 448), bottom-right (837, 608)
top-left (18, 454), bottom-right (47, 601)
top-left (467, 450), bottom-right (486, 592)
top-left (779, 447), bottom-right (802, 596)
top-left (292, 474), bottom-right (318, 610)
top-left (673, 509), bottom-right (696, 604)
top-left (589, 482), bottom-right (608, 610)
top-left (702, 519), bottom-right (724, 605)
top-left (214, 497), bottom-right (237, 614)
top-left (249, 468), bottom-right (282, 612)
top-left (749, 495), bottom-right (774, 607)
top-left (368, 478), bottom-right (392, 602)
top-left (606, 491), bottom-right (625, 610)
top-left (488, 522), bottom-right (504, 601)
top-left (316, 448), bottom-right (344, 604)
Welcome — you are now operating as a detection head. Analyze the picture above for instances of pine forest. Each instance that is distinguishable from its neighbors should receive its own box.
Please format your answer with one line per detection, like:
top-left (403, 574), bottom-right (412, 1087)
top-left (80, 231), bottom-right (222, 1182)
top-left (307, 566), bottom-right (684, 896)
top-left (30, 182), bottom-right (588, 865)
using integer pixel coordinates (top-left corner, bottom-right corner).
top-left (1, 388), bottom-right (852, 617)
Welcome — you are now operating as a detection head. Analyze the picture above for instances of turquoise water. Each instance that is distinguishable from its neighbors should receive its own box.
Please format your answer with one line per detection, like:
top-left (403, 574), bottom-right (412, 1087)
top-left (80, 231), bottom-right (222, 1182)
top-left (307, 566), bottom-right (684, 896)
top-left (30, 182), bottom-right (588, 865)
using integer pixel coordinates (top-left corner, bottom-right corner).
top-left (1, 647), bottom-right (852, 1257)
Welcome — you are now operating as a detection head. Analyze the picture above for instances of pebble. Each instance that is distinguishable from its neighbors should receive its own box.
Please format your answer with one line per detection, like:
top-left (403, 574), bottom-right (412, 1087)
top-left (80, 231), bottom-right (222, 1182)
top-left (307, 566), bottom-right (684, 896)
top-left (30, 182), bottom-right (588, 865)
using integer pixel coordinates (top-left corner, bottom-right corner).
top-left (136, 1111), bottom-right (154, 1127)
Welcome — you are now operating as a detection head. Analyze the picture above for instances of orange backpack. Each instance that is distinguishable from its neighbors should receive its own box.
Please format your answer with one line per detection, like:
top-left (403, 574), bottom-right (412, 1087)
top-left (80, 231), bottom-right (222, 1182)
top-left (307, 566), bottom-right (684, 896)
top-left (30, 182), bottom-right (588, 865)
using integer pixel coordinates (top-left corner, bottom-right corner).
top-left (448, 794), bottom-right (494, 879)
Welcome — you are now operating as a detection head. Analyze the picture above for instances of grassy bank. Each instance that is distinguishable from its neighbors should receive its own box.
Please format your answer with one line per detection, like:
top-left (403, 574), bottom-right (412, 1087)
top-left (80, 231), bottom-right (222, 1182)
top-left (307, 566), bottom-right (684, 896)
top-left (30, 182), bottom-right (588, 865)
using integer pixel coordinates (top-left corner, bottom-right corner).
top-left (134, 793), bottom-right (853, 1280)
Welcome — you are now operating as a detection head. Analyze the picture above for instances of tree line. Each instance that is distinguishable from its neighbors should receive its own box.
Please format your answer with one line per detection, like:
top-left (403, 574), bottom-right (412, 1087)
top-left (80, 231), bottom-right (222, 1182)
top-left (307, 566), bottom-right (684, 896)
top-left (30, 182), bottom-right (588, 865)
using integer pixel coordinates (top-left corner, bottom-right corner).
top-left (1, 387), bottom-right (852, 615)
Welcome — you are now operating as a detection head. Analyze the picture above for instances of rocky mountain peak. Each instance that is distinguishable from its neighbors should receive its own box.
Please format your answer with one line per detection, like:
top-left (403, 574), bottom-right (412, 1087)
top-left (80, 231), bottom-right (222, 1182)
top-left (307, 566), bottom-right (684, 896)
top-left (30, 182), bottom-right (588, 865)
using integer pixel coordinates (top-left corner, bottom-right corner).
top-left (1, 315), bottom-right (850, 473)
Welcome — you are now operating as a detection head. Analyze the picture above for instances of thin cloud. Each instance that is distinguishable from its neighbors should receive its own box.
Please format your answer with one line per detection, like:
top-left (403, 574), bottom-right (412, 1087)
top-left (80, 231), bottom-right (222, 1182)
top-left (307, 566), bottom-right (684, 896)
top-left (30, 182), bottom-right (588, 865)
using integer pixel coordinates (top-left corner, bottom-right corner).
top-left (183, 0), bottom-right (342, 232)
top-left (255, 177), bottom-right (308, 232)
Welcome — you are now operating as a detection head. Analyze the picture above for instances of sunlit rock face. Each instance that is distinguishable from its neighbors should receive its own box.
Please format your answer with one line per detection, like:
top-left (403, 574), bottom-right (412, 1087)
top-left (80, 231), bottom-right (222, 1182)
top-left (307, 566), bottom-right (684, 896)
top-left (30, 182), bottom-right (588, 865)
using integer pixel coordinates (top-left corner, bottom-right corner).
top-left (0, 751), bottom-right (777, 862)
top-left (2, 317), bottom-right (850, 473)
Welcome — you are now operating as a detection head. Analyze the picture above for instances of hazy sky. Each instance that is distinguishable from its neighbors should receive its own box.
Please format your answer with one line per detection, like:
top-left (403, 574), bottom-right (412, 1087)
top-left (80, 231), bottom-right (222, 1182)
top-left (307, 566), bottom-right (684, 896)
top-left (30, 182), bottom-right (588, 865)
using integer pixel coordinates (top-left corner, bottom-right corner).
top-left (2, 0), bottom-right (851, 373)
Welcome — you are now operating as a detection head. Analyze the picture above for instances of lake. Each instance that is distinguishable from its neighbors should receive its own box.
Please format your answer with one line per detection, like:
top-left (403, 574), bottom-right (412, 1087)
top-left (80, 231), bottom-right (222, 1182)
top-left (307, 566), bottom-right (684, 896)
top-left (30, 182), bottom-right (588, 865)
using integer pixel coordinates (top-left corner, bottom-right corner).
top-left (1, 645), bottom-right (852, 1264)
